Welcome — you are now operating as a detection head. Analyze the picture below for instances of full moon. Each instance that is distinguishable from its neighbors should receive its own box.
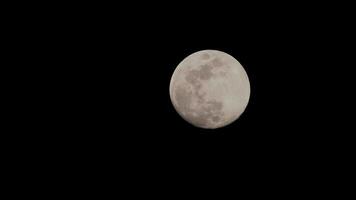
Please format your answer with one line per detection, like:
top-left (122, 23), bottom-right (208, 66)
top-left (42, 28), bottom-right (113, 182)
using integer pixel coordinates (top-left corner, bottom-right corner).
top-left (169, 50), bottom-right (250, 129)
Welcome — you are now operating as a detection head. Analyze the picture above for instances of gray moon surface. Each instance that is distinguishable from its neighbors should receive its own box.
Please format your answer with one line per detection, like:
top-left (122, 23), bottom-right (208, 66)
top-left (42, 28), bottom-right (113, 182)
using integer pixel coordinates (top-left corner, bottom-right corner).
top-left (169, 50), bottom-right (250, 129)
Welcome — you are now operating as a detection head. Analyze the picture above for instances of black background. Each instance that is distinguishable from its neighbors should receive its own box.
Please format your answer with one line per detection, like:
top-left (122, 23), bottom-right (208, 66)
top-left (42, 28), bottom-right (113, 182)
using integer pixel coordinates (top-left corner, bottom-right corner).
top-left (7, 1), bottom-right (353, 194)
top-left (45, 5), bottom-right (344, 147)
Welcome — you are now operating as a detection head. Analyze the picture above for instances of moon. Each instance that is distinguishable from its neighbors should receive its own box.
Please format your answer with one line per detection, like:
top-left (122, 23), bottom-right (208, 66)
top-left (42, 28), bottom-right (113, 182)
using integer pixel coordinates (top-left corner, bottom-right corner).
top-left (169, 50), bottom-right (250, 129)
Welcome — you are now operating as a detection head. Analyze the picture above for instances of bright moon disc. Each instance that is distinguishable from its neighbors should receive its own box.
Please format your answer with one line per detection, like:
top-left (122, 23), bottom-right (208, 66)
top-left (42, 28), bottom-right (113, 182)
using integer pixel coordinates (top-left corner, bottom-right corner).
top-left (169, 50), bottom-right (250, 129)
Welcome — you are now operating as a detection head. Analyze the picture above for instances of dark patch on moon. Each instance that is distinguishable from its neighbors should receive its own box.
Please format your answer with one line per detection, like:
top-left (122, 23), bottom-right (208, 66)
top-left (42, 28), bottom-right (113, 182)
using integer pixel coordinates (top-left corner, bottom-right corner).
top-left (185, 64), bottom-right (214, 83)
top-left (186, 99), bottom-right (224, 128)
top-left (188, 113), bottom-right (209, 127)
top-left (185, 70), bottom-right (200, 85)
top-left (174, 83), bottom-right (225, 128)
top-left (219, 71), bottom-right (227, 77)
top-left (174, 84), bottom-right (210, 127)
top-left (212, 116), bottom-right (220, 122)
top-left (206, 100), bottom-right (223, 111)
top-left (201, 53), bottom-right (210, 60)
top-left (196, 90), bottom-right (206, 102)
top-left (179, 63), bottom-right (226, 127)
top-left (211, 57), bottom-right (224, 67)
top-left (198, 64), bottom-right (214, 80)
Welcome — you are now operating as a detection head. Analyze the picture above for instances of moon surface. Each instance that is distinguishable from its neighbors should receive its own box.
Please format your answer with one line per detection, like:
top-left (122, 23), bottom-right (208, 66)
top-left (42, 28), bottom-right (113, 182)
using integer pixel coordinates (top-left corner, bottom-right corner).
top-left (169, 50), bottom-right (250, 129)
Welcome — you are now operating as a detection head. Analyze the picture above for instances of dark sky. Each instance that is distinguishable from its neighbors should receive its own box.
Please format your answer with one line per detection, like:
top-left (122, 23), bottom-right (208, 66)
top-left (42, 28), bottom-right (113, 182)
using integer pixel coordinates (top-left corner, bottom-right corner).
top-left (50, 13), bottom-right (338, 157)
top-left (12, 3), bottom-right (352, 190)
top-left (37, 3), bottom-right (349, 155)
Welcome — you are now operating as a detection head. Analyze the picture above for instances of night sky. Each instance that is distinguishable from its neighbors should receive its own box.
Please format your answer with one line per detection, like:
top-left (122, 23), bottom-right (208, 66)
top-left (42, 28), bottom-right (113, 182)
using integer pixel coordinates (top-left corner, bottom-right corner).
top-left (12, 2), bottom-right (351, 192)
top-left (57, 15), bottom-right (328, 157)
top-left (41, 4), bottom-right (346, 156)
